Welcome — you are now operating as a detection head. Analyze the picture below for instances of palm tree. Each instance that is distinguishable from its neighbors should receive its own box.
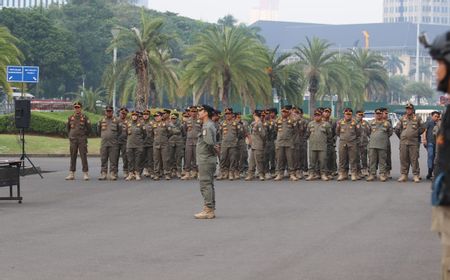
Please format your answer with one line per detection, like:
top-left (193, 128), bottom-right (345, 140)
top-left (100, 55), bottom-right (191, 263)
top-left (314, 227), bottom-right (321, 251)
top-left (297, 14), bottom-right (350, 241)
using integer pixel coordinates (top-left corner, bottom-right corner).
top-left (384, 54), bottom-right (405, 76)
top-left (346, 48), bottom-right (388, 102)
top-left (107, 10), bottom-right (176, 111)
top-left (408, 63), bottom-right (432, 82)
top-left (387, 75), bottom-right (407, 103)
top-left (181, 25), bottom-right (271, 108)
top-left (0, 26), bottom-right (23, 98)
top-left (294, 37), bottom-right (340, 115)
top-left (217, 15), bottom-right (237, 27)
top-left (404, 81), bottom-right (435, 105)
top-left (265, 46), bottom-right (304, 106)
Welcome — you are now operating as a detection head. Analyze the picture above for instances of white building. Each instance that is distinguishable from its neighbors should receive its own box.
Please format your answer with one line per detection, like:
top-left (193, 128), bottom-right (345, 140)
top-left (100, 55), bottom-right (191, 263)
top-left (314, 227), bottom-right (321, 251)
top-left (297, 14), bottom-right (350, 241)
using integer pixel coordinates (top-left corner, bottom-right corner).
top-left (384, 0), bottom-right (450, 25)
top-left (0, 0), bottom-right (66, 9)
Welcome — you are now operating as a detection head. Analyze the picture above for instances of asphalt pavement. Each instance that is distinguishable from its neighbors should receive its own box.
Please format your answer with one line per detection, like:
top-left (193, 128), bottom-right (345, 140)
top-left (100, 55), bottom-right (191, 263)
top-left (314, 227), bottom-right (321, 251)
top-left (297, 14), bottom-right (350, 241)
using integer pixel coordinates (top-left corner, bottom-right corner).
top-left (0, 139), bottom-right (441, 280)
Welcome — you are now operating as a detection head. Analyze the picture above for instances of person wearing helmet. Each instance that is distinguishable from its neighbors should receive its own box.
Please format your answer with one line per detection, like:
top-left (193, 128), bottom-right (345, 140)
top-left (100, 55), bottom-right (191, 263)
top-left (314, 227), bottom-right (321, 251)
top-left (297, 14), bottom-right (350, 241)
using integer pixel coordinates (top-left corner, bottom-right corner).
top-left (422, 31), bottom-right (450, 280)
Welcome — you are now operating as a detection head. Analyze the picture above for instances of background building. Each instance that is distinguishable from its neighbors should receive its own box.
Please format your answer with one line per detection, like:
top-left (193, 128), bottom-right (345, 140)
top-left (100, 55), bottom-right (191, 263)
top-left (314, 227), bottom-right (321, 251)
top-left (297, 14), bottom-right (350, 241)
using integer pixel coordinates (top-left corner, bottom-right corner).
top-left (383, 0), bottom-right (450, 25)
top-left (0, 0), bottom-right (66, 9)
top-left (250, 0), bottom-right (279, 23)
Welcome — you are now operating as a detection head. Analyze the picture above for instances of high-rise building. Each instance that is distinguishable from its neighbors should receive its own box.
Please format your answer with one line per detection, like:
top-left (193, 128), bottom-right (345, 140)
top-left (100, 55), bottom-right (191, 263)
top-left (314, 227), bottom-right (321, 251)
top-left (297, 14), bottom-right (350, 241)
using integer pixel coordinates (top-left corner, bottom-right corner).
top-left (383, 0), bottom-right (450, 25)
top-left (0, 0), bottom-right (66, 9)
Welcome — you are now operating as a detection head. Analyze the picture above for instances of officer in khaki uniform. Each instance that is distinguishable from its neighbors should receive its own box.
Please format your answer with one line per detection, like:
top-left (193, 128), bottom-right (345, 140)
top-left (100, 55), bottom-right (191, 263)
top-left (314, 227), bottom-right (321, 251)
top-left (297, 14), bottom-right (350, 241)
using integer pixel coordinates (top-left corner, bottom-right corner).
top-left (297, 108), bottom-right (309, 178)
top-left (141, 110), bottom-right (154, 178)
top-left (236, 112), bottom-right (248, 179)
top-left (382, 108), bottom-right (393, 178)
top-left (182, 106), bottom-right (202, 180)
top-left (305, 109), bottom-right (332, 181)
top-left (290, 107), bottom-right (302, 179)
top-left (394, 103), bottom-right (425, 182)
top-left (153, 111), bottom-right (173, 180)
top-left (65, 102), bottom-right (91, 181)
top-left (126, 111), bottom-right (145, 181)
top-left (336, 108), bottom-right (361, 181)
top-left (245, 110), bottom-right (267, 181)
top-left (118, 107), bottom-right (129, 179)
top-left (169, 113), bottom-right (185, 178)
top-left (218, 107), bottom-right (242, 181)
top-left (264, 108), bottom-right (277, 179)
top-left (323, 107), bottom-right (338, 177)
top-left (274, 105), bottom-right (298, 181)
top-left (355, 110), bottom-right (370, 177)
top-left (97, 106), bottom-right (120, 180)
top-left (366, 108), bottom-right (393, 182)
top-left (194, 105), bottom-right (218, 219)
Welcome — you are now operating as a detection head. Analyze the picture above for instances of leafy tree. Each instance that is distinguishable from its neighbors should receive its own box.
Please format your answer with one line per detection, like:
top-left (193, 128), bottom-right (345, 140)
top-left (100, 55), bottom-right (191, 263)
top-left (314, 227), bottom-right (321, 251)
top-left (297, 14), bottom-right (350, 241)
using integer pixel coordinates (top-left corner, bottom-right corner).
top-left (0, 25), bottom-right (23, 97)
top-left (408, 63), bottom-right (432, 81)
top-left (217, 15), bottom-right (238, 27)
top-left (387, 75), bottom-right (407, 103)
top-left (384, 54), bottom-right (405, 76)
top-left (404, 81), bottom-right (435, 105)
top-left (181, 25), bottom-right (271, 108)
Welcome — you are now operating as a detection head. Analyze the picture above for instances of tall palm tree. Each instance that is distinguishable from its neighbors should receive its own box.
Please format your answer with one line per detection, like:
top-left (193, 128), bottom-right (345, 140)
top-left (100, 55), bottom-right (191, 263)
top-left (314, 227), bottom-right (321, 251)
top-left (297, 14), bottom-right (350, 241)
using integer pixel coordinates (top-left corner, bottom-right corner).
top-left (107, 10), bottom-right (175, 111)
top-left (346, 48), bottom-right (388, 102)
top-left (0, 26), bottom-right (23, 97)
top-left (404, 81), bottom-right (435, 105)
top-left (387, 75), bottom-right (407, 103)
top-left (181, 25), bottom-right (271, 108)
top-left (384, 54), bottom-right (405, 76)
top-left (294, 37), bottom-right (340, 115)
top-left (265, 46), bottom-right (304, 106)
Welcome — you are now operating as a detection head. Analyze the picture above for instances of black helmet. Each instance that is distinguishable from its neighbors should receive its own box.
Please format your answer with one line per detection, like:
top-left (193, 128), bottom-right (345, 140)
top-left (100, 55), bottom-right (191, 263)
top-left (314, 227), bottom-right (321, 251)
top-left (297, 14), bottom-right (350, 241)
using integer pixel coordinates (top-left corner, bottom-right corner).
top-left (421, 32), bottom-right (450, 63)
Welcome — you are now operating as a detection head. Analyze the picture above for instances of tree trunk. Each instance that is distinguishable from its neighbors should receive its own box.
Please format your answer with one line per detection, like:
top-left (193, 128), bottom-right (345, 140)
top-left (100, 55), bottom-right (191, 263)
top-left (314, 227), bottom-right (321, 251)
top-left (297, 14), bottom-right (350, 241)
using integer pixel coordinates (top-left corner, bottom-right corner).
top-left (308, 76), bottom-right (319, 116)
top-left (134, 51), bottom-right (149, 112)
top-left (222, 71), bottom-right (231, 108)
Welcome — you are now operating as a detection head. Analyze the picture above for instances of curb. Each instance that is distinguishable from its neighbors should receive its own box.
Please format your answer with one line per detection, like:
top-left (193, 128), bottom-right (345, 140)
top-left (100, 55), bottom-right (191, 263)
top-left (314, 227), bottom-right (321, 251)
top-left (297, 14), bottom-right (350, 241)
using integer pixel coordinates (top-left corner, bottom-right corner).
top-left (2, 154), bottom-right (101, 158)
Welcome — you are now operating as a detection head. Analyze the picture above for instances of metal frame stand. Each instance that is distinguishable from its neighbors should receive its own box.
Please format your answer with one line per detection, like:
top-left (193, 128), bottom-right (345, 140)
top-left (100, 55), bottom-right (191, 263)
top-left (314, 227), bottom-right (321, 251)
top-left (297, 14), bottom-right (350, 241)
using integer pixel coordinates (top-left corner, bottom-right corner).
top-left (19, 128), bottom-right (43, 178)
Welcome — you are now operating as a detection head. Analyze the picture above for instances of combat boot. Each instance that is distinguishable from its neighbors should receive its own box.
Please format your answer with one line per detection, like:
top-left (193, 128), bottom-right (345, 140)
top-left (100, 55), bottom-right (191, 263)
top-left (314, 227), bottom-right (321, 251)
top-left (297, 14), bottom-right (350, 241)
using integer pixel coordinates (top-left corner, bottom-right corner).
top-left (244, 174), bottom-right (254, 181)
top-left (228, 171), bottom-right (234, 181)
top-left (259, 174), bottom-right (265, 181)
top-left (413, 175), bottom-right (421, 183)
top-left (289, 174), bottom-right (298, 181)
top-left (123, 171), bottom-right (129, 180)
top-left (125, 173), bottom-right (134, 181)
top-left (191, 171), bottom-right (198, 179)
top-left (305, 173), bottom-right (315, 181)
top-left (379, 174), bottom-right (388, 182)
top-left (194, 206), bottom-right (215, 219)
top-left (366, 174), bottom-right (375, 182)
top-left (296, 170), bottom-right (304, 180)
top-left (181, 172), bottom-right (191, 180)
top-left (109, 172), bottom-right (118, 181)
top-left (135, 171), bottom-right (142, 181)
top-left (83, 172), bottom-right (90, 181)
top-left (165, 174), bottom-right (171, 180)
top-left (321, 174), bottom-right (329, 181)
top-left (273, 173), bottom-right (283, 181)
top-left (65, 171), bottom-right (75, 180)
top-left (234, 171), bottom-right (241, 180)
top-left (153, 175), bottom-right (160, 181)
top-left (337, 173), bottom-right (347, 181)
top-left (142, 168), bottom-right (150, 177)
top-left (265, 173), bottom-right (273, 180)
top-left (351, 173), bottom-right (358, 181)
top-left (397, 174), bottom-right (408, 182)
top-left (387, 171), bottom-right (392, 179)
top-left (98, 172), bottom-right (107, 181)
top-left (176, 171), bottom-right (182, 178)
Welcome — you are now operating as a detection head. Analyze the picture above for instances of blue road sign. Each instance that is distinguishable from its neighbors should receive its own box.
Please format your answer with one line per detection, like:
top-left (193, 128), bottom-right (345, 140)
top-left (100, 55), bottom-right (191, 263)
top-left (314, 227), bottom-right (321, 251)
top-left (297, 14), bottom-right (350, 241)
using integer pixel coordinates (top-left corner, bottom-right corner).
top-left (7, 66), bottom-right (23, 82)
top-left (23, 66), bottom-right (39, 83)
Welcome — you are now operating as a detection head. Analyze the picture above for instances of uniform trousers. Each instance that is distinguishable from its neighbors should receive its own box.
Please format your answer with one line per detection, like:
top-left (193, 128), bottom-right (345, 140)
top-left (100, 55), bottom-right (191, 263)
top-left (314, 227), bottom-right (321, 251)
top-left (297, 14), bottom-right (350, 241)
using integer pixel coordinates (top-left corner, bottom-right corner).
top-left (142, 145), bottom-right (154, 173)
top-left (309, 150), bottom-right (327, 174)
top-left (184, 144), bottom-right (197, 172)
top-left (198, 161), bottom-right (216, 209)
top-left (118, 143), bottom-right (128, 173)
top-left (127, 147), bottom-right (143, 173)
top-left (399, 143), bottom-right (420, 176)
top-left (169, 143), bottom-right (184, 173)
top-left (100, 145), bottom-right (119, 173)
top-left (338, 142), bottom-right (358, 174)
top-left (220, 146), bottom-right (239, 173)
top-left (153, 144), bottom-right (170, 176)
top-left (275, 146), bottom-right (294, 174)
top-left (368, 148), bottom-right (387, 175)
top-left (248, 149), bottom-right (265, 176)
top-left (69, 138), bottom-right (88, 172)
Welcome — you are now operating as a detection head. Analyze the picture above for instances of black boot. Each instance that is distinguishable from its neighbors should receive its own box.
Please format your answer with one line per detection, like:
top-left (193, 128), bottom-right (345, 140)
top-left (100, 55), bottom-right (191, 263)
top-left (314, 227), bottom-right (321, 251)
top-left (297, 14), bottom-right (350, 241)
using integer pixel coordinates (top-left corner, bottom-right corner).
top-left (426, 168), bottom-right (433, 180)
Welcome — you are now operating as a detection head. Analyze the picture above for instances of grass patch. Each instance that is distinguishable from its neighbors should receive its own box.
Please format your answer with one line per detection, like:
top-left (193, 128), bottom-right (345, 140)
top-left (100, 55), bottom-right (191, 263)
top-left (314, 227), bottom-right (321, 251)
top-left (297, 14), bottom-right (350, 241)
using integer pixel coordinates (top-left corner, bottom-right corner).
top-left (0, 134), bottom-right (101, 155)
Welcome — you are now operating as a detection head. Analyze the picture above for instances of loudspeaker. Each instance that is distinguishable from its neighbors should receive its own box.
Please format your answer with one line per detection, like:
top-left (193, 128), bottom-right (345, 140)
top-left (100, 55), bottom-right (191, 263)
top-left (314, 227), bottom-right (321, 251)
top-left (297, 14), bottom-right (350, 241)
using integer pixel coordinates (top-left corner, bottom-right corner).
top-left (15, 99), bottom-right (31, 129)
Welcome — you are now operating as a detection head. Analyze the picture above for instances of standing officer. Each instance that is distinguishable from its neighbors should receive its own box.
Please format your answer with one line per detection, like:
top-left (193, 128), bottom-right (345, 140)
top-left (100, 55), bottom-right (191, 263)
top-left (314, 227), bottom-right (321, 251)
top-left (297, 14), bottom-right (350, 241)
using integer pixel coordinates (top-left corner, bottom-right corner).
top-left (395, 103), bottom-right (425, 182)
top-left (169, 112), bottom-right (185, 178)
top-left (297, 108), bottom-right (309, 179)
top-left (235, 112), bottom-right (248, 179)
top-left (126, 111), bottom-right (145, 181)
top-left (194, 105), bottom-right (218, 219)
top-left (336, 108), bottom-right (361, 181)
top-left (182, 106), bottom-right (202, 180)
top-left (305, 109), bottom-right (332, 181)
top-left (423, 111), bottom-right (441, 179)
top-left (264, 108), bottom-right (277, 179)
top-left (274, 105), bottom-right (298, 181)
top-left (118, 107), bottom-right (129, 179)
top-left (153, 112), bottom-right (173, 180)
top-left (355, 110), bottom-right (370, 177)
top-left (218, 107), bottom-right (242, 181)
top-left (141, 109), bottom-right (154, 178)
top-left (65, 102), bottom-right (91, 180)
top-left (97, 105), bottom-right (120, 180)
top-left (382, 108), bottom-right (393, 178)
top-left (245, 110), bottom-right (267, 181)
top-left (367, 108), bottom-right (393, 182)
top-left (323, 107), bottom-right (338, 178)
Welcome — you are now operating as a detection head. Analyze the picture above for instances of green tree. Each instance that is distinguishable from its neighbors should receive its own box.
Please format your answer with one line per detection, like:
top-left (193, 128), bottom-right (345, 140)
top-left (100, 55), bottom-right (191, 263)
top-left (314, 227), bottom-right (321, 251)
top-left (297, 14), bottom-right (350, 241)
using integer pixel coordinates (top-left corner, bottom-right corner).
top-left (345, 48), bottom-right (388, 102)
top-left (404, 81), bottom-right (435, 105)
top-left (0, 25), bottom-right (23, 97)
top-left (217, 15), bottom-right (238, 27)
top-left (182, 25), bottom-right (271, 108)
top-left (387, 75), bottom-right (407, 103)
top-left (384, 54), bottom-right (405, 76)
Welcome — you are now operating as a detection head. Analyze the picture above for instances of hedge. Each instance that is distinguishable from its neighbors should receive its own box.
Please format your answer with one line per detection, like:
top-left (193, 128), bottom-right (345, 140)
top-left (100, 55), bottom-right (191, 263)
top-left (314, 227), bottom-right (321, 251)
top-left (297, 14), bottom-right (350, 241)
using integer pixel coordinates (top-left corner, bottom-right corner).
top-left (0, 111), bottom-right (102, 137)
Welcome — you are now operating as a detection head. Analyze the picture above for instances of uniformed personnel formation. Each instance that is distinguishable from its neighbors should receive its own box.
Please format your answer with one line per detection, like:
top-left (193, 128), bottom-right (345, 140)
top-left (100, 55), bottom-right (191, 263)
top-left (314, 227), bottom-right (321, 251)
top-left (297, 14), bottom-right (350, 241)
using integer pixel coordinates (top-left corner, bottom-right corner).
top-left (64, 102), bottom-right (431, 184)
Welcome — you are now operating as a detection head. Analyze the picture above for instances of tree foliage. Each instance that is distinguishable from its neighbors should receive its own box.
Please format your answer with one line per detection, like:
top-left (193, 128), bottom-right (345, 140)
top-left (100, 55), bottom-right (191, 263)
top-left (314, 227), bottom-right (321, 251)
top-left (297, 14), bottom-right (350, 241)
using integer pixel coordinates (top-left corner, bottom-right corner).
top-left (0, 25), bottom-right (23, 96)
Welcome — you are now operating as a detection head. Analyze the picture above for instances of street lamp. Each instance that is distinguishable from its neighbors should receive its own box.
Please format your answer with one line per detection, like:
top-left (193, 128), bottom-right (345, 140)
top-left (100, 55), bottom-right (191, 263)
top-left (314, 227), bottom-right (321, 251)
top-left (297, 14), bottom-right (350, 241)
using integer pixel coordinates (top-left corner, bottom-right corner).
top-left (111, 27), bottom-right (120, 113)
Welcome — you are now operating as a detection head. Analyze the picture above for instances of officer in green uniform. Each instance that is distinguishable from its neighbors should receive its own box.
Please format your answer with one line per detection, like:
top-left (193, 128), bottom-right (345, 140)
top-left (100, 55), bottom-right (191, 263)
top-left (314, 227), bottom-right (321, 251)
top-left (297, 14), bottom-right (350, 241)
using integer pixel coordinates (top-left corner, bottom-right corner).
top-left (395, 103), bottom-right (425, 182)
top-left (245, 110), bottom-right (267, 181)
top-left (126, 111), bottom-right (145, 181)
top-left (355, 110), bottom-right (370, 177)
top-left (274, 105), bottom-right (298, 181)
top-left (382, 108), bottom-right (393, 178)
top-left (141, 109), bottom-right (154, 178)
top-left (153, 111), bottom-right (173, 180)
top-left (218, 107), bottom-right (242, 181)
top-left (336, 108), bottom-right (361, 181)
top-left (65, 102), bottom-right (92, 181)
top-left (169, 112), bottom-right (185, 178)
top-left (323, 107), bottom-right (338, 177)
top-left (182, 106), bottom-right (202, 180)
top-left (264, 108), bottom-right (277, 179)
top-left (305, 109), bottom-right (332, 181)
top-left (194, 104), bottom-right (218, 219)
top-left (367, 108), bottom-right (393, 182)
top-left (97, 105), bottom-right (120, 180)
top-left (297, 108), bottom-right (309, 179)
top-left (235, 112), bottom-right (248, 180)
top-left (118, 107), bottom-right (129, 179)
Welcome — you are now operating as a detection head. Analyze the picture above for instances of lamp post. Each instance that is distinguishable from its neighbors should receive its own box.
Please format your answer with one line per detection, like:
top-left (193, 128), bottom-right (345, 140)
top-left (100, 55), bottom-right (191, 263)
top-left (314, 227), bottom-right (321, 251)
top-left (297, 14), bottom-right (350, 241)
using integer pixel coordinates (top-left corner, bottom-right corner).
top-left (111, 27), bottom-right (120, 113)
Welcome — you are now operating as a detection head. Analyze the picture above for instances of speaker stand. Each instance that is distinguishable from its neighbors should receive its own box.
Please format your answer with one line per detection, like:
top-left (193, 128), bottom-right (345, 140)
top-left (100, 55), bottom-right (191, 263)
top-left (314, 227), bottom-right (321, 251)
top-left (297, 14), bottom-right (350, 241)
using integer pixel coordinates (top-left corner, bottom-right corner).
top-left (19, 128), bottom-right (43, 178)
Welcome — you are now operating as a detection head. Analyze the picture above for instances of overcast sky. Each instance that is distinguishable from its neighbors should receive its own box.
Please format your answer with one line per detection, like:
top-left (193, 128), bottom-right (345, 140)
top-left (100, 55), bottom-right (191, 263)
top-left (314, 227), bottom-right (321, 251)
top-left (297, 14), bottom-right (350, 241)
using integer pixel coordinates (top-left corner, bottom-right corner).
top-left (148, 0), bottom-right (383, 24)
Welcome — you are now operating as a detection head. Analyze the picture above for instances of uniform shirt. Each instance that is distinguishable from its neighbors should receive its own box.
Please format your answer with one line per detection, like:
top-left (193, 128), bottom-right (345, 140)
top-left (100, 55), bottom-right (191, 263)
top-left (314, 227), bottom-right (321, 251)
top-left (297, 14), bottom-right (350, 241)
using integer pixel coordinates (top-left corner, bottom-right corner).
top-left (395, 114), bottom-right (425, 145)
top-left (336, 118), bottom-right (361, 143)
top-left (263, 120), bottom-right (277, 145)
top-left (196, 119), bottom-right (217, 164)
top-left (356, 118), bottom-right (370, 146)
top-left (67, 113), bottom-right (91, 139)
top-left (126, 120), bottom-right (145, 149)
top-left (297, 117), bottom-right (309, 142)
top-left (184, 117), bottom-right (202, 146)
top-left (275, 116), bottom-right (297, 147)
top-left (118, 117), bottom-right (129, 145)
top-left (220, 120), bottom-right (242, 148)
top-left (368, 120), bottom-right (393, 150)
top-left (306, 120), bottom-right (332, 151)
top-left (169, 120), bottom-right (185, 145)
top-left (249, 121), bottom-right (266, 150)
top-left (142, 119), bottom-right (154, 147)
top-left (98, 116), bottom-right (120, 147)
top-left (153, 120), bottom-right (173, 146)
